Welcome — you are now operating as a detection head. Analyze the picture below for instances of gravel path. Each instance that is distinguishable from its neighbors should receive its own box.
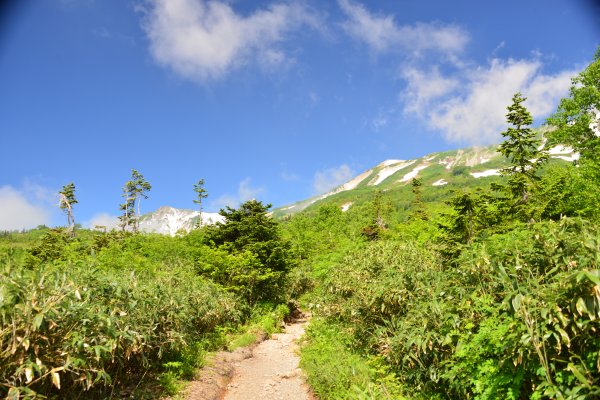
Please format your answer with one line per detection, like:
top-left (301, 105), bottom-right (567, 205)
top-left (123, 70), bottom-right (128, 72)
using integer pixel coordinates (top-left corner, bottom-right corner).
top-left (223, 318), bottom-right (314, 400)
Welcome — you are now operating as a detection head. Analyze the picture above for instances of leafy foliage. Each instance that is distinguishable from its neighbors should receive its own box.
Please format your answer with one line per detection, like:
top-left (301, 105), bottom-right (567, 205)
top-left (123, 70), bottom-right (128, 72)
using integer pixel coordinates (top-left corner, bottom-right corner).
top-left (547, 50), bottom-right (600, 164)
top-left (0, 217), bottom-right (298, 398)
top-left (0, 232), bottom-right (243, 398)
top-left (119, 169), bottom-right (151, 232)
top-left (202, 200), bottom-right (295, 304)
top-left (295, 53), bottom-right (600, 400)
top-left (58, 183), bottom-right (77, 236)
top-left (192, 178), bottom-right (208, 228)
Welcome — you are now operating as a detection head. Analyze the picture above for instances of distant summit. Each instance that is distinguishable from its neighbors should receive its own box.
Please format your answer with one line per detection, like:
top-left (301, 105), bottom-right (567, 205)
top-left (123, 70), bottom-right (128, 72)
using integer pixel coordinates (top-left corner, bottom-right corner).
top-left (139, 206), bottom-right (224, 236)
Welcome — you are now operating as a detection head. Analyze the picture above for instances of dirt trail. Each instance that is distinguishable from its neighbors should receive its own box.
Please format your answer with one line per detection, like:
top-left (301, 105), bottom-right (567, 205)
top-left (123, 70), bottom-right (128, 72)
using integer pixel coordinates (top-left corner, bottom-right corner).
top-left (223, 317), bottom-right (314, 400)
top-left (184, 316), bottom-right (314, 400)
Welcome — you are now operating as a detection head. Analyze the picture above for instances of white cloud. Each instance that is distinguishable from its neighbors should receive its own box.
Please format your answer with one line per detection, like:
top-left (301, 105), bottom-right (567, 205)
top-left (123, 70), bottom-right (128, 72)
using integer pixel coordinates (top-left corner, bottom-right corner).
top-left (86, 213), bottom-right (120, 230)
top-left (0, 186), bottom-right (51, 231)
top-left (313, 164), bottom-right (354, 194)
top-left (338, 0), bottom-right (469, 56)
top-left (22, 179), bottom-right (59, 205)
top-left (401, 66), bottom-right (459, 115)
top-left (213, 178), bottom-right (265, 209)
top-left (141, 0), bottom-right (319, 82)
top-left (401, 58), bottom-right (576, 144)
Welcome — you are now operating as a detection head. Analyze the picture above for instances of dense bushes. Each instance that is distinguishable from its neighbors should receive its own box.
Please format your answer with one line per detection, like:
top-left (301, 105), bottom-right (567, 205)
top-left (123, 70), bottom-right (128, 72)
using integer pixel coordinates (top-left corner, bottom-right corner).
top-left (0, 234), bottom-right (241, 398)
top-left (305, 218), bottom-right (599, 399)
top-left (201, 200), bottom-right (296, 304)
top-left (1, 200), bottom-right (300, 398)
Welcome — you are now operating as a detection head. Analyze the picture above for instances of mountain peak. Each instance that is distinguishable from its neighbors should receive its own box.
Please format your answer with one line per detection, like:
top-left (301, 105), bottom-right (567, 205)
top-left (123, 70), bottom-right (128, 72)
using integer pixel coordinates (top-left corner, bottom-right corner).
top-left (139, 207), bottom-right (224, 236)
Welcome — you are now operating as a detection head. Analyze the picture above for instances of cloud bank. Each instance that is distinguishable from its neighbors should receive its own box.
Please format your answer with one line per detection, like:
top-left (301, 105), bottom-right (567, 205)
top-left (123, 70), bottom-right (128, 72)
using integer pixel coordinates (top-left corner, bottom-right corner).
top-left (401, 59), bottom-right (576, 144)
top-left (141, 0), bottom-right (319, 82)
top-left (0, 186), bottom-right (51, 230)
top-left (313, 164), bottom-right (354, 194)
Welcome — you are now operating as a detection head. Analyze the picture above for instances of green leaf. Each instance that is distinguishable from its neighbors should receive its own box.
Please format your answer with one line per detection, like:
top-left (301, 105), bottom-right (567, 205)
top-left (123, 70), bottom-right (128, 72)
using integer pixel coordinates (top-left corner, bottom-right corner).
top-left (556, 327), bottom-right (571, 348)
top-left (33, 313), bottom-right (44, 331)
top-left (567, 363), bottom-right (590, 388)
top-left (512, 293), bottom-right (523, 311)
top-left (575, 297), bottom-right (587, 316)
top-left (7, 387), bottom-right (20, 400)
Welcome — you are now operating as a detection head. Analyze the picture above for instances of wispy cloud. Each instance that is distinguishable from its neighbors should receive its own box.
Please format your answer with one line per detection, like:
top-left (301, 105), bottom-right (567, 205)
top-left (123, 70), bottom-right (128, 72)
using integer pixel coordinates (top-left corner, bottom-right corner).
top-left (140, 0), bottom-right (321, 82)
top-left (338, 0), bottom-right (469, 56)
top-left (401, 58), bottom-right (576, 144)
top-left (0, 186), bottom-right (51, 230)
top-left (371, 112), bottom-right (389, 132)
top-left (212, 178), bottom-right (265, 209)
top-left (313, 164), bottom-right (354, 194)
top-left (401, 66), bottom-right (459, 115)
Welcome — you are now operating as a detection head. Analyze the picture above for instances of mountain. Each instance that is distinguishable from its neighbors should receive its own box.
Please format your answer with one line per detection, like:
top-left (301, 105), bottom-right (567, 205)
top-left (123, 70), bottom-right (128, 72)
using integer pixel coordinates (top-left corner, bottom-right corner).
top-left (273, 140), bottom-right (578, 216)
top-left (139, 206), bottom-right (224, 236)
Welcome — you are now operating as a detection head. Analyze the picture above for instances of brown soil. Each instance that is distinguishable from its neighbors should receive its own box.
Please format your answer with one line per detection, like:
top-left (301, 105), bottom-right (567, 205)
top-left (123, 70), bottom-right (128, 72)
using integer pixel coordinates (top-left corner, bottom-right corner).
top-left (183, 316), bottom-right (314, 400)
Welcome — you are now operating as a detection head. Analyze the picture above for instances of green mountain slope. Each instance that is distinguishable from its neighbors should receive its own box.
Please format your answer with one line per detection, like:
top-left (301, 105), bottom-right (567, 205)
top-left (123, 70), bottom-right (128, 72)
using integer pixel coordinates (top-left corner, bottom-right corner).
top-left (273, 139), bottom-right (578, 217)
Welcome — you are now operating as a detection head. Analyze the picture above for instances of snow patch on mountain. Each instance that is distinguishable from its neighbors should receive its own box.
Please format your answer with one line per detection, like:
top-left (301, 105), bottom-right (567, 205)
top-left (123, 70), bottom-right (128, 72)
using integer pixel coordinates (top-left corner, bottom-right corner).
top-left (139, 206), bottom-right (224, 236)
top-left (338, 169), bottom-right (373, 191)
top-left (341, 202), bottom-right (353, 212)
top-left (554, 154), bottom-right (580, 162)
top-left (432, 179), bottom-right (448, 186)
top-left (370, 160), bottom-right (416, 185)
top-left (399, 164), bottom-right (429, 182)
top-left (548, 145), bottom-right (574, 155)
top-left (438, 148), bottom-right (496, 170)
top-left (470, 169), bottom-right (501, 178)
top-left (381, 159), bottom-right (404, 167)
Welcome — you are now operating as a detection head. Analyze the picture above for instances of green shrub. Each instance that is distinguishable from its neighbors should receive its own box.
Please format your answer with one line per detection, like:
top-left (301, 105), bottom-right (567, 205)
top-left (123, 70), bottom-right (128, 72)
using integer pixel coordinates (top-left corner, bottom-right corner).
top-left (301, 319), bottom-right (406, 399)
top-left (0, 236), bottom-right (241, 398)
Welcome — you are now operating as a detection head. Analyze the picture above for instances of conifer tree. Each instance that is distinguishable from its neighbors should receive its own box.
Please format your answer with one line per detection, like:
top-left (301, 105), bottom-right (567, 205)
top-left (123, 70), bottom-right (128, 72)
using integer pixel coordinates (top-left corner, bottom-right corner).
top-left (118, 196), bottom-right (135, 232)
top-left (119, 169), bottom-right (151, 232)
top-left (131, 170), bottom-right (151, 231)
top-left (497, 92), bottom-right (547, 218)
top-left (58, 182), bottom-right (77, 236)
top-left (193, 179), bottom-right (208, 228)
top-left (409, 178), bottom-right (428, 220)
top-left (362, 189), bottom-right (393, 240)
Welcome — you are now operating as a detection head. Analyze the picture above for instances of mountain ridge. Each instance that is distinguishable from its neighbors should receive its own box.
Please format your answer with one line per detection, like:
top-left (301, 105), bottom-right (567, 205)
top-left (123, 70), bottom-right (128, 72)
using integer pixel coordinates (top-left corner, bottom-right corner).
top-left (139, 206), bottom-right (224, 236)
top-left (137, 141), bottom-right (577, 233)
top-left (273, 140), bottom-right (577, 216)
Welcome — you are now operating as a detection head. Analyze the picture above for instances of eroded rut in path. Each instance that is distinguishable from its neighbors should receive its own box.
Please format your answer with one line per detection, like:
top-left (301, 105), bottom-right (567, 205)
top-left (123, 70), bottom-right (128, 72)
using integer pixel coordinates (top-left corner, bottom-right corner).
top-left (223, 318), bottom-right (314, 400)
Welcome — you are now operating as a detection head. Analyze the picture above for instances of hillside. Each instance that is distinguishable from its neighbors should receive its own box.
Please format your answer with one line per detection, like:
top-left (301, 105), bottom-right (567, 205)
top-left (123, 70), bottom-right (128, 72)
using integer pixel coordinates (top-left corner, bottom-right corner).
top-left (273, 138), bottom-right (578, 217)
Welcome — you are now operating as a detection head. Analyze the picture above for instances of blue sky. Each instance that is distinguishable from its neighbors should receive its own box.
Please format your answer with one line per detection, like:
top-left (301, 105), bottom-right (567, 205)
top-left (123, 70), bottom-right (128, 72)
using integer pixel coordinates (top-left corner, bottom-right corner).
top-left (0, 0), bottom-right (598, 230)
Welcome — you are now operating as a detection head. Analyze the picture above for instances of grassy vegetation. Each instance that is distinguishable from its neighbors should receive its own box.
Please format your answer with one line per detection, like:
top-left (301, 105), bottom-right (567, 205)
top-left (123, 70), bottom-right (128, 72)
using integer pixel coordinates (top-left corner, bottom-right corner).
top-left (0, 202), bottom-right (295, 399)
top-left (287, 55), bottom-right (600, 400)
top-left (2, 48), bottom-right (598, 400)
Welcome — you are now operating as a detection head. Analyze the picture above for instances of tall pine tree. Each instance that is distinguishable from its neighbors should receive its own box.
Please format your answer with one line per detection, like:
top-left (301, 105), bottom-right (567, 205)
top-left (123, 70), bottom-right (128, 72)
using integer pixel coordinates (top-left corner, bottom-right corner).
top-left (193, 179), bottom-right (208, 228)
top-left (497, 92), bottom-right (547, 219)
top-left (119, 170), bottom-right (151, 232)
top-left (58, 183), bottom-right (77, 236)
